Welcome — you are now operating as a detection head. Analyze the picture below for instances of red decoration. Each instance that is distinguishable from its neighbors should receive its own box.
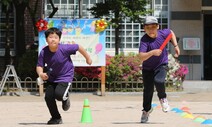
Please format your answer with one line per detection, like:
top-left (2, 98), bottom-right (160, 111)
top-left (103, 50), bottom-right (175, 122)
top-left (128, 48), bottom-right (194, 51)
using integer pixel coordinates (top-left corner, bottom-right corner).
top-left (36, 19), bottom-right (48, 32)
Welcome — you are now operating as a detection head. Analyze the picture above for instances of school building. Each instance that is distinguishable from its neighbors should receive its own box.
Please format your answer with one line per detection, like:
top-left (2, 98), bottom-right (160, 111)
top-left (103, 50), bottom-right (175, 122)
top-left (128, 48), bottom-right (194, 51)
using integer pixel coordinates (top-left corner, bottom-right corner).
top-left (0, 0), bottom-right (211, 80)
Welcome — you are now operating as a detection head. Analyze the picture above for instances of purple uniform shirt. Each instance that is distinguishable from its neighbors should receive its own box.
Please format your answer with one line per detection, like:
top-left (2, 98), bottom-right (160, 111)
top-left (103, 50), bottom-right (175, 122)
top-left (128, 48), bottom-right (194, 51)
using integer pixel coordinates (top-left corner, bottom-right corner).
top-left (139, 29), bottom-right (171, 70)
top-left (37, 44), bottom-right (79, 83)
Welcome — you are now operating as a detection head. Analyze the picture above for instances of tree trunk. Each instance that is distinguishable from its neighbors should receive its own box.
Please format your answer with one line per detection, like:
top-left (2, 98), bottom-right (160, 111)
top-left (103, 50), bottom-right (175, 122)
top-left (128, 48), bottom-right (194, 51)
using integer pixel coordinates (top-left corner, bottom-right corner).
top-left (114, 10), bottom-right (120, 55)
top-left (79, 0), bottom-right (82, 18)
top-left (27, 0), bottom-right (39, 36)
top-left (48, 0), bottom-right (58, 18)
top-left (13, 2), bottom-right (27, 58)
top-left (115, 25), bottom-right (120, 55)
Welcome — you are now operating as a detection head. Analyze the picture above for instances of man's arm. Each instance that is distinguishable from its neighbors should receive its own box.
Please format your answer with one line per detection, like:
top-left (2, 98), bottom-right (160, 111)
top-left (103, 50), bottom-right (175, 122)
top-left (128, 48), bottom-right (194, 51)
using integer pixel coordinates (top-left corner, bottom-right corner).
top-left (36, 66), bottom-right (43, 77)
top-left (36, 66), bottom-right (49, 80)
top-left (139, 49), bottom-right (162, 62)
top-left (78, 45), bottom-right (92, 65)
top-left (170, 30), bottom-right (180, 57)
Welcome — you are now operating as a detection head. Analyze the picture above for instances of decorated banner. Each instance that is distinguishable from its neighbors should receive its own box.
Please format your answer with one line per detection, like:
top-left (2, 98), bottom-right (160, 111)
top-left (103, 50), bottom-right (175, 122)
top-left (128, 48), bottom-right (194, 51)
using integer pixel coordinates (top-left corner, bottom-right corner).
top-left (37, 18), bottom-right (107, 66)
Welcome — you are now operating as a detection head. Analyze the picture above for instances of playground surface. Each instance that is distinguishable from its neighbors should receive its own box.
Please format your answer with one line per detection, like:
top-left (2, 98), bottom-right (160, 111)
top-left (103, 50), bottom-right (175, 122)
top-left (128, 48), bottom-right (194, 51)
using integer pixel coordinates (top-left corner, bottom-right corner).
top-left (0, 92), bottom-right (212, 127)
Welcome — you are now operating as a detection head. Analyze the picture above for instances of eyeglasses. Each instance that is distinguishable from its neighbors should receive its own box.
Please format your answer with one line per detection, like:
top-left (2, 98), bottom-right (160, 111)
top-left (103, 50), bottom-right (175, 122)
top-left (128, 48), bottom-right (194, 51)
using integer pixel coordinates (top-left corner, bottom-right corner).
top-left (144, 24), bottom-right (158, 30)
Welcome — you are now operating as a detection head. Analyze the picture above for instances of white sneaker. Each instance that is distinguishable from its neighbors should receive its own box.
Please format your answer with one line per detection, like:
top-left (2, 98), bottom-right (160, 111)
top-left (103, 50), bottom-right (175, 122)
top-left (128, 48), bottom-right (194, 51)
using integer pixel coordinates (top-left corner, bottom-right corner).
top-left (141, 108), bottom-right (153, 123)
top-left (160, 98), bottom-right (170, 112)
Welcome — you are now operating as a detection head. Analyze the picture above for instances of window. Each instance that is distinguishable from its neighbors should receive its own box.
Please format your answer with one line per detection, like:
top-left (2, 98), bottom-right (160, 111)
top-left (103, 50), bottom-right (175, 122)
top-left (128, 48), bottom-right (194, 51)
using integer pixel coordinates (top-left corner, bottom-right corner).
top-left (0, 3), bottom-right (15, 56)
top-left (153, 0), bottom-right (169, 29)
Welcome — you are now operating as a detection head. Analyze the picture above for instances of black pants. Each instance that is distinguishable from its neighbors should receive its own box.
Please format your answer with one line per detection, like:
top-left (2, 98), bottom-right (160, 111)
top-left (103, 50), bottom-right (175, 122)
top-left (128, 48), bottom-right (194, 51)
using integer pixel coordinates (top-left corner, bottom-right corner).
top-left (142, 64), bottom-right (168, 112)
top-left (45, 82), bottom-right (69, 119)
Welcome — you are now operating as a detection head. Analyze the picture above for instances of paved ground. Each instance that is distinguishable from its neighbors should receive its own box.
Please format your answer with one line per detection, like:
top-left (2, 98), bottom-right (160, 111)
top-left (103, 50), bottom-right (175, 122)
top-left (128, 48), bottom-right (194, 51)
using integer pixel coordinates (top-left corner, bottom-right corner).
top-left (0, 92), bottom-right (212, 127)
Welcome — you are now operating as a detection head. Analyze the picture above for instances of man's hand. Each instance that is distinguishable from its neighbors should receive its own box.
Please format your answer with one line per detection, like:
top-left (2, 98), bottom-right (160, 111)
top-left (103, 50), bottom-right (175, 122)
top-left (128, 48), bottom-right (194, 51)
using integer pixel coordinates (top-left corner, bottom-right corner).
top-left (174, 46), bottom-right (180, 58)
top-left (86, 58), bottom-right (92, 65)
top-left (39, 73), bottom-right (49, 80)
top-left (151, 49), bottom-right (162, 56)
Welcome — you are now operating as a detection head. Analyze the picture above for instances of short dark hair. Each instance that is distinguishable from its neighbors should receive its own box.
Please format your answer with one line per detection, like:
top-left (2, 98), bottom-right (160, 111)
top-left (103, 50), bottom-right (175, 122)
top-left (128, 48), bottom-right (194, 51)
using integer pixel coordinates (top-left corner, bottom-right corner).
top-left (44, 27), bottom-right (62, 39)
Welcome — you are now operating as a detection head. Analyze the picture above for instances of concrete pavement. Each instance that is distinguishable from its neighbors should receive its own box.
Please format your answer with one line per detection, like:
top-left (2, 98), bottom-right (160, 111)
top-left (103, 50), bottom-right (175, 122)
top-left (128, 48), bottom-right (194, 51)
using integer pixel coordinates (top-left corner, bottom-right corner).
top-left (0, 92), bottom-right (212, 127)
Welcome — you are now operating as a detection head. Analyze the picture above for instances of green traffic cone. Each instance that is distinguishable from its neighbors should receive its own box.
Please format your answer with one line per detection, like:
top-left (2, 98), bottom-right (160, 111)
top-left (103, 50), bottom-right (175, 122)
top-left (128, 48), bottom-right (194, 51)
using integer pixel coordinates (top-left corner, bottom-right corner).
top-left (81, 99), bottom-right (93, 123)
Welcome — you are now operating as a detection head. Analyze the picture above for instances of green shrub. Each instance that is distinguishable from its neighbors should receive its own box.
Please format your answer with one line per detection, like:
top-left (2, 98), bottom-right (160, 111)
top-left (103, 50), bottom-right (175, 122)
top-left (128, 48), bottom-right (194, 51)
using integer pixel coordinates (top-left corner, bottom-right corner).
top-left (106, 53), bottom-right (142, 85)
top-left (74, 53), bottom-right (142, 84)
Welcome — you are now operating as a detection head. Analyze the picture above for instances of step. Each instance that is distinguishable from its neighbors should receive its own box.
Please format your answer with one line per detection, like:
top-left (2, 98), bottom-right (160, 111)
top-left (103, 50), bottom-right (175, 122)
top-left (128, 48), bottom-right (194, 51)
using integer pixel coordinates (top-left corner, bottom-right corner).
top-left (183, 80), bottom-right (212, 92)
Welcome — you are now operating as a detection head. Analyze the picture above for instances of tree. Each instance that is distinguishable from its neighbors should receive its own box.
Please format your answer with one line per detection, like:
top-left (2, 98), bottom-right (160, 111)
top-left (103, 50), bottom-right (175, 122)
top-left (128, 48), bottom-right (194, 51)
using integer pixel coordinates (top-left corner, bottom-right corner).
top-left (1, 0), bottom-right (38, 61)
top-left (1, 0), bottom-right (58, 78)
top-left (16, 0), bottom-right (58, 79)
top-left (13, 0), bottom-right (29, 59)
top-left (89, 0), bottom-right (151, 55)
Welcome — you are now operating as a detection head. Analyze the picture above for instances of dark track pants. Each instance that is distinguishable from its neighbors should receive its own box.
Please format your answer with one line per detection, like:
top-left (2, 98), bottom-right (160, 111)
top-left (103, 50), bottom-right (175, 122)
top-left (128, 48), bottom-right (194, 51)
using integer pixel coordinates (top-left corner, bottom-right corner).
top-left (45, 82), bottom-right (69, 119)
top-left (142, 64), bottom-right (168, 112)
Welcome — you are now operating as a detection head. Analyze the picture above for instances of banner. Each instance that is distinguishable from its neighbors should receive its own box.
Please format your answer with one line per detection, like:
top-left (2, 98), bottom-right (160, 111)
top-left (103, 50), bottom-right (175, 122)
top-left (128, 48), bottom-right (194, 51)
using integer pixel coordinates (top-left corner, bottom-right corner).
top-left (38, 18), bottom-right (106, 66)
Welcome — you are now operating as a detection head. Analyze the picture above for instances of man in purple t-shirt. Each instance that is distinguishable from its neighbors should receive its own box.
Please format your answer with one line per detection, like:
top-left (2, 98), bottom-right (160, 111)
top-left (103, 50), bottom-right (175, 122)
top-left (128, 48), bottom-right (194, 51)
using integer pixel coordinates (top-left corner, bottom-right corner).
top-left (36, 27), bottom-right (92, 125)
top-left (139, 16), bottom-right (180, 123)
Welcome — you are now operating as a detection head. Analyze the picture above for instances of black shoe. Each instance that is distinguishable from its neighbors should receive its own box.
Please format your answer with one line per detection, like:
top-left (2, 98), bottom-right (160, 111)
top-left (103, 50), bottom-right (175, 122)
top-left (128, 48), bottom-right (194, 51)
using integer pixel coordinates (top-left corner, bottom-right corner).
top-left (62, 96), bottom-right (70, 111)
top-left (47, 118), bottom-right (62, 124)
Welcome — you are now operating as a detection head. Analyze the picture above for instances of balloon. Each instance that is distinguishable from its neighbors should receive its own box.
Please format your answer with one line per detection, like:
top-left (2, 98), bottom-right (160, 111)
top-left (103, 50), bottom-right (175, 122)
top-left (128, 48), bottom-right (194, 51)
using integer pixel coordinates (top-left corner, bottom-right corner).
top-left (95, 43), bottom-right (103, 54)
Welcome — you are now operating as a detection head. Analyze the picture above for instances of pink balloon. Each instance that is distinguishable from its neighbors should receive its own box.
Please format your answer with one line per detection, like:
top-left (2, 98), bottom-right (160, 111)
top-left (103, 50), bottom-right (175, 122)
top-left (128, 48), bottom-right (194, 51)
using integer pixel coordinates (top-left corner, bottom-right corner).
top-left (95, 43), bottom-right (102, 54)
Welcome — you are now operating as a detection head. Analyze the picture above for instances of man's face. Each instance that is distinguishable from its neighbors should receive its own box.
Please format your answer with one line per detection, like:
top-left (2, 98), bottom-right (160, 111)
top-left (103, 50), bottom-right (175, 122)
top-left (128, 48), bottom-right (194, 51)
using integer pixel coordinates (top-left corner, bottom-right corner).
top-left (144, 24), bottom-right (159, 38)
top-left (46, 33), bottom-right (60, 49)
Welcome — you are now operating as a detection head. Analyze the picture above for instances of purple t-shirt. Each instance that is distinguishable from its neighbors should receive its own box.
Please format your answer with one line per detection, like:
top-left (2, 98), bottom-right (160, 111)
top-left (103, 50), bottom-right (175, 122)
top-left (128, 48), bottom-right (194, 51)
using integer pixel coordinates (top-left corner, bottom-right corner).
top-left (37, 43), bottom-right (79, 83)
top-left (139, 29), bottom-right (171, 70)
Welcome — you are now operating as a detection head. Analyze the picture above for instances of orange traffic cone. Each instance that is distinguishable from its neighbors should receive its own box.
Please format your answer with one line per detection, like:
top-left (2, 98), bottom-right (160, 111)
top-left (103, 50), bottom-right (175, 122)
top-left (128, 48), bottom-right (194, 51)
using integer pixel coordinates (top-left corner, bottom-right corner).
top-left (81, 99), bottom-right (93, 123)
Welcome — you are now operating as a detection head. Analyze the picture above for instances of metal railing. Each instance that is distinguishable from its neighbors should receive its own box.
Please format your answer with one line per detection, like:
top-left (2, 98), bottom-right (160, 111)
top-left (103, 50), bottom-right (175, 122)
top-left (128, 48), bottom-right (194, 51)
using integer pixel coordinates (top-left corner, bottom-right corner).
top-left (0, 77), bottom-right (144, 93)
top-left (70, 77), bottom-right (101, 92)
top-left (0, 77), bottom-right (38, 92)
top-left (107, 80), bottom-right (143, 92)
top-left (1, 76), bottom-right (181, 94)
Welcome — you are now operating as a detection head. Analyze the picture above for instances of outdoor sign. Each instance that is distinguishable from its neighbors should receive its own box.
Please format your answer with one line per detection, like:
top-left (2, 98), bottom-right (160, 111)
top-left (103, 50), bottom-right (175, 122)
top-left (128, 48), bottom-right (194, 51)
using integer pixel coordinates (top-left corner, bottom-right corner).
top-left (183, 37), bottom-right (200, 50)
top-left (38, 18), bottom-right (106, 66)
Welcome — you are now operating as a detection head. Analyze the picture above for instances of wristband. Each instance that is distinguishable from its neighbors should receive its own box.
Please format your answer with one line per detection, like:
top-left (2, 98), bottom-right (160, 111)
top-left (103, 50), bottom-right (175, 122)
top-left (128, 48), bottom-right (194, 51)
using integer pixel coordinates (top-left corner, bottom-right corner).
top-left (174, 45), bottom-right (178, 47)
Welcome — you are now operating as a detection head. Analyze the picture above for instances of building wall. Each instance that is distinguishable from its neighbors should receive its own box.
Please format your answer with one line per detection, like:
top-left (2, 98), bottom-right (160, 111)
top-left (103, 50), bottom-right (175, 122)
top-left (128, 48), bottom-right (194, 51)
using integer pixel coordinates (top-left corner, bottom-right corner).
top-left (170, 0), bottom-right (203, 80)
top-left (171, 0), bottom-right (201, 11)
top-left (24, 11), bottom-right (35, 45)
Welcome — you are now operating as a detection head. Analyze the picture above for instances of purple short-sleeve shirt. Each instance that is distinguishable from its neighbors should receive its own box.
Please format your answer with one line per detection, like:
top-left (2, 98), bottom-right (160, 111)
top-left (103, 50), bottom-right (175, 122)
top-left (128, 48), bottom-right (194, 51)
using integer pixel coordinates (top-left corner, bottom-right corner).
top-left (37, 43), bottom-right (79, 83)
top-left (139, 29), bottom-right (171, 70)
